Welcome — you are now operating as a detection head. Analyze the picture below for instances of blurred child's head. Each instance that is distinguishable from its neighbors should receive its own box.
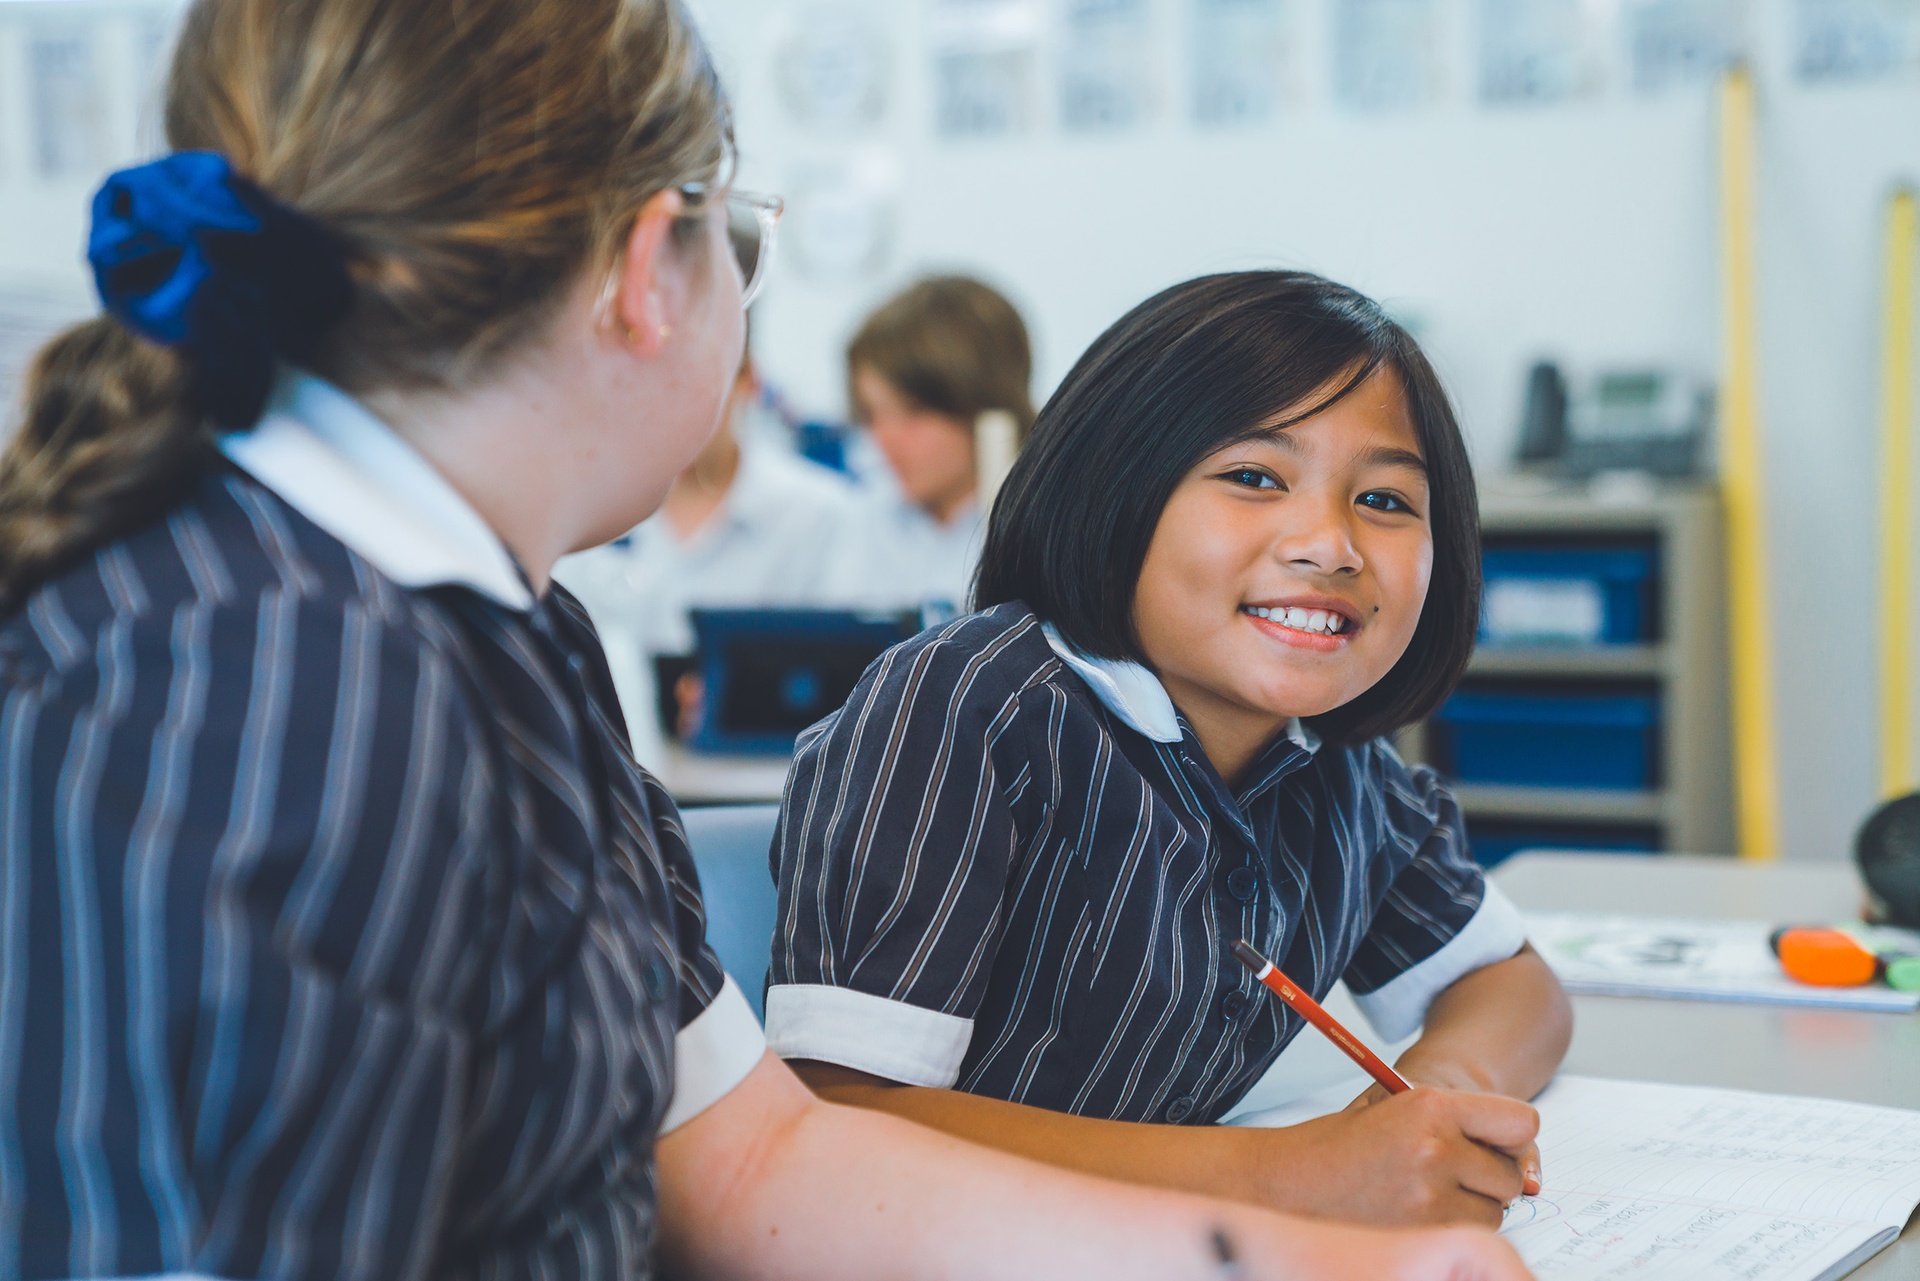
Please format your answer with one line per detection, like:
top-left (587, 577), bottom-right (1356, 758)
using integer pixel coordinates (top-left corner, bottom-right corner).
top-left (847, 276), bottom-right (1033, 523)
top-left (977, 271), bottom-right (1479, 748)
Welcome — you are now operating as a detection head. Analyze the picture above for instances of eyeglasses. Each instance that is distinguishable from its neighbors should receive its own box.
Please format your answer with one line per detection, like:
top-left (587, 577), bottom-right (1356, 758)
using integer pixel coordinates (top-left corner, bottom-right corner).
top-left (680, 183), bottom-right (785, 309)
top-left (593, 183), bottom-right (786, 337)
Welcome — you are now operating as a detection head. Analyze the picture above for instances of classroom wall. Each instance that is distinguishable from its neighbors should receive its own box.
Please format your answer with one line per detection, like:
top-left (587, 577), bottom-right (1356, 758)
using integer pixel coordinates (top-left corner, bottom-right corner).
top-left (0, 0), bottom-right (1916, 862)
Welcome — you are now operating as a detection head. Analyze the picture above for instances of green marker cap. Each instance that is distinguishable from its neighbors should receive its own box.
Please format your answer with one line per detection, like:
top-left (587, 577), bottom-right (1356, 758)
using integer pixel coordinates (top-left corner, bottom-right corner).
top-left (1885, 954), bottom-right (1920, 993)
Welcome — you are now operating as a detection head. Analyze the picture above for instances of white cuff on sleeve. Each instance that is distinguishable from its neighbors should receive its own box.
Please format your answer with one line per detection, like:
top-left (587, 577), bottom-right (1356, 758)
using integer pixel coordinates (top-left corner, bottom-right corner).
top-left (764, 983), bottom-right (974, 1087)
top-left (661, 975), bottom-right (768, 1134)
top-left (1350, 883), bottom-right (1529, 1043)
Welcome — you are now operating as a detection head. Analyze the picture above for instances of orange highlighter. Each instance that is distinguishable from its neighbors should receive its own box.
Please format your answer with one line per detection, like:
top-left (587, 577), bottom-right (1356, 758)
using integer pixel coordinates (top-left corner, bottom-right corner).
top-left (1770, 926), bottom-right (1920, 990)
top-left (1231, 938), bottom-right (1410, 1096)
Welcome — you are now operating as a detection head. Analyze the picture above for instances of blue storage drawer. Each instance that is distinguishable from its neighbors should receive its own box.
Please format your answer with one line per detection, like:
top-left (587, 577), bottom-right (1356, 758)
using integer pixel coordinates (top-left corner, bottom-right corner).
top-left (1480, 545), bottom-right (1658, 645)
top-left (1433, 688), bottom-right (1660, 790)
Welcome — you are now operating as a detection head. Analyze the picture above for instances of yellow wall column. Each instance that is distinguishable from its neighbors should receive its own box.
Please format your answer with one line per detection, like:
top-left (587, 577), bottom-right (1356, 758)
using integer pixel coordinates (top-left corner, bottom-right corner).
top-left (1718, 67), bottom-right (1781, 861)
top-left (1880, 187), bottom-right (1918, 799)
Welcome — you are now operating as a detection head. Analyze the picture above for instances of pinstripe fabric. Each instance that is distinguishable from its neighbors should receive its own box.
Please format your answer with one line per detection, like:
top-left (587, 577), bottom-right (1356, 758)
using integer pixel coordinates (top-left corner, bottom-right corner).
top-left (1, 465), bottom-right (726, 1281)
top-left (771, 604), bottom-right (1489, 1125)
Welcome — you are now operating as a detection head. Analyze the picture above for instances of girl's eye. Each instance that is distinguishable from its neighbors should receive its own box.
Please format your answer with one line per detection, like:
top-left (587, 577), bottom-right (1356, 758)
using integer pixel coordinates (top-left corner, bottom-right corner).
top-left (1222, 467), bottom-right (1280, 490)
top-left (1358, 490), bottom-right (1415, 514)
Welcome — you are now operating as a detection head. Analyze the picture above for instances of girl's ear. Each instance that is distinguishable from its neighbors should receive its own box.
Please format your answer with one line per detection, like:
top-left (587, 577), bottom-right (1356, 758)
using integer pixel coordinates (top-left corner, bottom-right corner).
top-left (610, 188), bottom-right (687, 357)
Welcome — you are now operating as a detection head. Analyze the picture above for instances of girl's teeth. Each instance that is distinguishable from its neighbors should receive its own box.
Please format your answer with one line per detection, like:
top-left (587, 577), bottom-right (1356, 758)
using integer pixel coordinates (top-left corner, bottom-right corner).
top-left (1245, 605), bottom-right (1349, 635)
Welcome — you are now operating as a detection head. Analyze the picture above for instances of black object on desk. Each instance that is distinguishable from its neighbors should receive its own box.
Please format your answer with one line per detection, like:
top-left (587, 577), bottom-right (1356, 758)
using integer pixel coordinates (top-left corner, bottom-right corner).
top-left (689, 608), bottom-right (920, 755)
top-left (1515, 360), bottom-right (1569, 466)
top-left (1858, 793), bottom-right (1920, 928)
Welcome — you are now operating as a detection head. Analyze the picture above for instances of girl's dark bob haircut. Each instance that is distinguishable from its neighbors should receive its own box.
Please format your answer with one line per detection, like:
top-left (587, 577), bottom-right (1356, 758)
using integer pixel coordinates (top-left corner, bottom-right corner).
top-left (975, 270), bottom-right (1480, 746)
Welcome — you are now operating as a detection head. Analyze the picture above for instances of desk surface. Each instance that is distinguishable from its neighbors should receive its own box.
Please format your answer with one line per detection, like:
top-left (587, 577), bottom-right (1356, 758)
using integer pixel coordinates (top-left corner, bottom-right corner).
top-left (1494, 852), bottom-right (1920, 1279)
top-left (652, 744), bottom-right (791, 806)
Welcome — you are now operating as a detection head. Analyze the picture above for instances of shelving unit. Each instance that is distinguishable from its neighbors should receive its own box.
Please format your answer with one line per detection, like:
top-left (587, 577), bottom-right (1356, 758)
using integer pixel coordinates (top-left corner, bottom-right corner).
top-left (1402, 481), bottom-right (1735, 859)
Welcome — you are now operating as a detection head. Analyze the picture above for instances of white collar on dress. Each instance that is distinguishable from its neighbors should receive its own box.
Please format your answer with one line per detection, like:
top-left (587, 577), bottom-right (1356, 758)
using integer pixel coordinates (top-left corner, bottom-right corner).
top-left (1040, 622), bottom-right (1319, 754)
top-left (219, 368), bottom-right (535, 611)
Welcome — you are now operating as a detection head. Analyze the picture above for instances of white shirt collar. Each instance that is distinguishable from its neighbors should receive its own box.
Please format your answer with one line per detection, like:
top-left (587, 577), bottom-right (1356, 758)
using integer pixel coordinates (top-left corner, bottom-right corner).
top-left (1041, 622), bottom-right (1320, 754)
top-left (220, 369), bottom-right (535, 611)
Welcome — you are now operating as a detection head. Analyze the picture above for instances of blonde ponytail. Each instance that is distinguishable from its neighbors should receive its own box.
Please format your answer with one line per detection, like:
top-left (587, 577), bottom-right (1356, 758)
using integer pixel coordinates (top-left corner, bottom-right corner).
top-left (0, 0), bottom-right (729, 612)
top-left (0, 321), bottom-right (207, 609)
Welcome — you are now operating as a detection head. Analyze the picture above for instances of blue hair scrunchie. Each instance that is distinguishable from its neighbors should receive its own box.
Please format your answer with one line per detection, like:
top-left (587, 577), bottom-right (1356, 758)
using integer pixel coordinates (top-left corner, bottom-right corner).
top-left (88, 151), bottom-right (355, 430)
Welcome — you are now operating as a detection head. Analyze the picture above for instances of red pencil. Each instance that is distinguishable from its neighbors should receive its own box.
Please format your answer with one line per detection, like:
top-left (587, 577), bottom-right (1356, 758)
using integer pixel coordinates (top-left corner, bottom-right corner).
top-left (1231, 938), bottom-right (1411, 1096)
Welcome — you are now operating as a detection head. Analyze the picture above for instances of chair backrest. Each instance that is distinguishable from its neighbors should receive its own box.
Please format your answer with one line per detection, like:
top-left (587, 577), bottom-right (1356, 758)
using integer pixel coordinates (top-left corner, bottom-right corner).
top-left (680, 803), bottom-right (782, 1020)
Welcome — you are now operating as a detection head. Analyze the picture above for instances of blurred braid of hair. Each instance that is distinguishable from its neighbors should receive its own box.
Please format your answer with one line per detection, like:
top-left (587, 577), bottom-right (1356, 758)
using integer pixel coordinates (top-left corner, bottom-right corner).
top-left (0, 0), bottom-right (730, 610)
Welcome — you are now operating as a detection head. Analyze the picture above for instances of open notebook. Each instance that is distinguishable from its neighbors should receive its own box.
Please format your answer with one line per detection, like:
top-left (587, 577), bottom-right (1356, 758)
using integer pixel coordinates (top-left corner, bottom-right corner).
top-left (1231, 1075), bottom-right (1920, 1281)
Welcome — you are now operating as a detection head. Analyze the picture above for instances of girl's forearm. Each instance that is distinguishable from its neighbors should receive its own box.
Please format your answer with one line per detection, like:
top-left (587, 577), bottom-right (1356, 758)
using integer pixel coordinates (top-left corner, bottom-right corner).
top-left (660, 1053), bottom-right (1289, 1278)
top-left (695, 1091), bottom-right (1271, 1278)
top-left (660, 1054), bottom-right (1531, 1281)
top-left (791, 1058), bottom-right (1272, 1204)
top-left (1394, 945), bottom-right (1572, 1100)
top-left (793, 1053), bottom-right (1549, 1229)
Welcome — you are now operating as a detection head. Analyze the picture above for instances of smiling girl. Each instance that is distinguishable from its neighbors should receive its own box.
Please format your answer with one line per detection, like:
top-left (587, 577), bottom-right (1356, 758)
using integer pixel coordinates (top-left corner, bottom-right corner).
top-left (767, 271), bottom-right (1573, 1229)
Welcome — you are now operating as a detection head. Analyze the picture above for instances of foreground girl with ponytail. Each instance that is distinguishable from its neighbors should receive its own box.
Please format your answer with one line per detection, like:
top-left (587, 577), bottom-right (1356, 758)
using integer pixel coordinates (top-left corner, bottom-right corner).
top-left (0, 1), bottom-right (1527, 1277)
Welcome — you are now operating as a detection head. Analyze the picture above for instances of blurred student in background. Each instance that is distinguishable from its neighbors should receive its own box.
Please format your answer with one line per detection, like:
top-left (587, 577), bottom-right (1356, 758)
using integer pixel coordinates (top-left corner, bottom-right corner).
top-left (831, 274), bottom-right (1034, 612)
top-left (558, 317), bottom-right (854, 762)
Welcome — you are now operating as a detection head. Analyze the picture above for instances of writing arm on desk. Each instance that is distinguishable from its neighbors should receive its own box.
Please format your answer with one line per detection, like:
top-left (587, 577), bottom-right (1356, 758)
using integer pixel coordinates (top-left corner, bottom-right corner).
top-left (790, 1057), bottom-right (1538, 1229)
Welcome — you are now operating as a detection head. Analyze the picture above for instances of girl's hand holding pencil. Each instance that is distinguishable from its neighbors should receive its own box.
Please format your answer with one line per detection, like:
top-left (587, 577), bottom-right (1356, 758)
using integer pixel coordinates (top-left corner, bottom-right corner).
top-left (1242, 1081), bottom-right (1540, 1227)
top-left (1232, 940), bottom-right (1541, 1228)
top-left (1346, 1058), bottom-right (1543, 1202)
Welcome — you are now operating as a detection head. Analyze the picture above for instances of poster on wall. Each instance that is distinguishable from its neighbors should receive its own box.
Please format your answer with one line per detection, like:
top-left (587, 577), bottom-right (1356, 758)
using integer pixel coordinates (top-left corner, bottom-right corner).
top-left (1477, 0), bottom-right (1604, 103)
top-left (1793, 0), bottom-right (1920, 82)
top-left (29, 30), bottom-right (108, 179)
top-left (784, 154), bottom-right (899, 282)
top-left (1333, 0), bottom-right (1443, 111)
top-left (775, 6), bottom-right (891, 132)
top-left (1057, 0), bottom-right (1153, 133)
top-left (1625, 0), bottom-right (1748, 92)
top-left (930, 0), bottom-right (1043, 138)
top-left (1191, 0), bottom-right (1296, 127)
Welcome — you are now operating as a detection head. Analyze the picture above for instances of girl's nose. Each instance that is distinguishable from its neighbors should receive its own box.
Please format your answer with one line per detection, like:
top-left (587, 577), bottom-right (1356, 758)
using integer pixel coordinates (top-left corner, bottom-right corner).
top-left (1273, 496), bottom-right (1363, 577)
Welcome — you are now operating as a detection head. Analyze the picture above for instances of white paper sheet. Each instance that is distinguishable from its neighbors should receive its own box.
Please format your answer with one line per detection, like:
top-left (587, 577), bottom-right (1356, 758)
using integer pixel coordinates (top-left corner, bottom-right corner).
top-left (1508, 1077), bottom-right (1920, 1280)
top-left (774, 7), bottom-right (891, 131)
top-left (1057, 0), bottom-right (1153, 133)
top-left (1626, 0), bottom-right (1749, 93)
top-left (1793, 0), bottom-right (1920, 82)
top-left (1191, 0), bottom-right (1296, 127)
top-left (1527, 912), bottom-right (1920, 1012)
top-left (1232, 1075), bottom-right (1920, 1281)
top-left (1476, 0), bottom-right (1604, 104)
top-left (783, 155), bottom-right (898, 281)
top-left (29, 29), bottom-right (108, 178)
top-left (1333, 0), bottom-right (1443, 111)
top-left (930, 0), bottom-right (1041, 138)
